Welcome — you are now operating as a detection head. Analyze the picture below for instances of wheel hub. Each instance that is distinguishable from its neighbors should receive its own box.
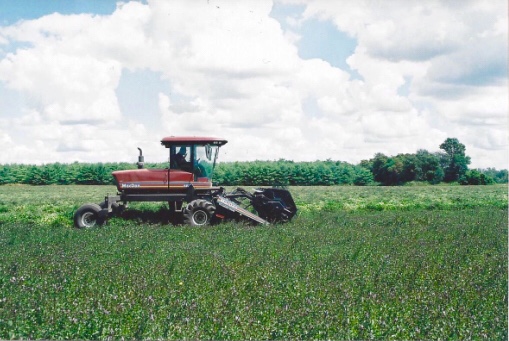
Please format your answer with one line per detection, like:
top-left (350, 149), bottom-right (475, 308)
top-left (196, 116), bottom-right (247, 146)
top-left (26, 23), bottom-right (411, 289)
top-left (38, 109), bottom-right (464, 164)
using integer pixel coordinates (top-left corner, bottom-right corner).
top-left (82, 212), bottom-right (97, 227)
top-left (192, 210), bottom-right (208, 225)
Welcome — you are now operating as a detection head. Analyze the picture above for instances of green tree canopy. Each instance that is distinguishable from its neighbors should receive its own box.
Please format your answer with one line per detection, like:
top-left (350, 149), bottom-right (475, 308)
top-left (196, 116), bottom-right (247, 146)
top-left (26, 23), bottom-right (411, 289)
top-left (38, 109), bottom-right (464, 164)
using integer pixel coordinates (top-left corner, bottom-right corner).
top-left (439, 138), bottom-right (471, 182)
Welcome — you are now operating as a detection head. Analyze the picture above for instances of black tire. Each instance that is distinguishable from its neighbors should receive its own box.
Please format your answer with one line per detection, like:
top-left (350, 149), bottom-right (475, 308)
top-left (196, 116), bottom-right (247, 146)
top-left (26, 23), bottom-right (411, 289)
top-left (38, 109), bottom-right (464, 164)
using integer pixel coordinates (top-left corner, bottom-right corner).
top-left (182, 199), bottom-right (215, 226)
top-left (74, 203), bottom-right (104, 228)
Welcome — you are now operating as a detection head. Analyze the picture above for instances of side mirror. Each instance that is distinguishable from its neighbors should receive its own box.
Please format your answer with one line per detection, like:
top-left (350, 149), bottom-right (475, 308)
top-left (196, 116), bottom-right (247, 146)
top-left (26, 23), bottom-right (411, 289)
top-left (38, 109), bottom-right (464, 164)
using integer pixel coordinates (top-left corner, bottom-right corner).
top-left (205, 144), bottom-right (212, 160)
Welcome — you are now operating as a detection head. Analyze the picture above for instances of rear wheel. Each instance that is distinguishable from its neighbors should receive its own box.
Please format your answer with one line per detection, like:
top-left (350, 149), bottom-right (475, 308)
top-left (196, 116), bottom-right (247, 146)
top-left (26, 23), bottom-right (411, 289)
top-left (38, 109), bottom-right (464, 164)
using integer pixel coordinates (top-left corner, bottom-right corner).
top-left (182, 199), bottom-right (215, 226)
top-left (74, 203), bottom-right (104, 228)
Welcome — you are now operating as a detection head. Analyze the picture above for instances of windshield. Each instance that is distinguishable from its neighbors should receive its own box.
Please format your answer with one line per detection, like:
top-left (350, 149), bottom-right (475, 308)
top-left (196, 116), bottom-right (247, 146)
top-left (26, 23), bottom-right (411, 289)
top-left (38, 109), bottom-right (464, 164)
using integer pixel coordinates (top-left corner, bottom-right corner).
top-left (195, 144), bottom-right (219, 179)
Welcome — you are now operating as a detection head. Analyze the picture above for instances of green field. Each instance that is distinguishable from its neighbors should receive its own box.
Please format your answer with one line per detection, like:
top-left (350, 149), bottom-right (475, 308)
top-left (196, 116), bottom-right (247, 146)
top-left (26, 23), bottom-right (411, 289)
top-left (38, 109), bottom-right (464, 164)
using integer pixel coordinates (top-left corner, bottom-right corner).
top-left (0, 185), bottom-right (507, 340)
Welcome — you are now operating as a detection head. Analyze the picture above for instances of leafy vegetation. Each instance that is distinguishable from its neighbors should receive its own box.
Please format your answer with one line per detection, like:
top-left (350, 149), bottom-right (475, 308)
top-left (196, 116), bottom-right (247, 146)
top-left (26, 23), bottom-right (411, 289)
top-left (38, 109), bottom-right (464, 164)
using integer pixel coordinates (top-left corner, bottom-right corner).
top-left (214, 160), bottom-right (374, 186)
top-left (0, 160), bottom-right (374, 187)
top-left (478, 168), bottom-right (509, 183)
top-left (439, 137), bottom-right (471, 183)
top-left (359, 138), bottom-right (488, 186)
top-left (1, 138), bottom-right (506, 187)
top-left (0, 159), bottom-right (505, 187)
top-left (0, 185), bottom-right (507, 339)
top-left (362, 151), bottom-right (445, 185)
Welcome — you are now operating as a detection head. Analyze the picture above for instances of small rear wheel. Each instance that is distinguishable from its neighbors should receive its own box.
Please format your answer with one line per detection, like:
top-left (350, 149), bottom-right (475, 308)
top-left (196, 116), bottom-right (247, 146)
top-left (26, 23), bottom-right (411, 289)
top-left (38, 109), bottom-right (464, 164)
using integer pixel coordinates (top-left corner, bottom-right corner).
top-left (74, 203), bottom-right (104, 228)
top-left (182, 199), bottom-right (215, 226)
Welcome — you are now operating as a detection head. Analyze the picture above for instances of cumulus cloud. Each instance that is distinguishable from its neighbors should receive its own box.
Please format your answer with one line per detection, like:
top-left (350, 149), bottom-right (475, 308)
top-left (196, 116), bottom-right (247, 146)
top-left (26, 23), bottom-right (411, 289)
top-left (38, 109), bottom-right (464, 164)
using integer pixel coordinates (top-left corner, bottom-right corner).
top-left (0, 0), bottom-right (506, 168)
top-left (280, 0), bottom-right (507, 166)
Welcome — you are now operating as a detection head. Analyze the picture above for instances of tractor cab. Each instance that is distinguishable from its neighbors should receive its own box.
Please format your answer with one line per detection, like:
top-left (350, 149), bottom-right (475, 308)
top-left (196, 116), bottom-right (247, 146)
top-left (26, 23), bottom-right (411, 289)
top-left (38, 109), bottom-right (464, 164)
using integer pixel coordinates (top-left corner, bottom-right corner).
top-left (112, 137), bottom-right (227, 193)
top-left (162, 137), bottom-right (228, 182)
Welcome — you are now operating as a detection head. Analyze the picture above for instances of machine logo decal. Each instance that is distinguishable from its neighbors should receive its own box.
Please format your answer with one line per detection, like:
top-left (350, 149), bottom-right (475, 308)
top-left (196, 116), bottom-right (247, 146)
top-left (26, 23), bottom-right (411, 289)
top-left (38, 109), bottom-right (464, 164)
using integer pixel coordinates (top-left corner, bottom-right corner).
top-left (121, 183), bottom-right (141, 188)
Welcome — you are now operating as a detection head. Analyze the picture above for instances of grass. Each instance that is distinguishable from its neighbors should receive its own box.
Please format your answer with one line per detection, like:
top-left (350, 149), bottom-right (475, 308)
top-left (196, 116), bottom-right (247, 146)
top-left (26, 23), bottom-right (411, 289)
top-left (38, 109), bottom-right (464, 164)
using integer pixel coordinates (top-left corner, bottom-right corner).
top-left (0, 184), bottom-right (507, 339)
top-left (292, 184), bottom-right (508, 212)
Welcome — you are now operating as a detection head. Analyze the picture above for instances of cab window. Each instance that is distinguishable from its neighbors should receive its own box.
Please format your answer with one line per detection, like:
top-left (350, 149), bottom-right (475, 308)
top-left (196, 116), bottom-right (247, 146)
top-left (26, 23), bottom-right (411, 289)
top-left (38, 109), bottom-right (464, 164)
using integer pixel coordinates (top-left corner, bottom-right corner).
top-left (170, 145), bottom-right (191, 170)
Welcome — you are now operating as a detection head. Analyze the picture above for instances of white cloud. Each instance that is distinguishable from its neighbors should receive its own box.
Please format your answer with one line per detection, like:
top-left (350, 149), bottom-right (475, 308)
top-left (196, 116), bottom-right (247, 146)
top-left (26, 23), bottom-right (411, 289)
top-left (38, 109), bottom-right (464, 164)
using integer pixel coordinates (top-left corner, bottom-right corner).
top-left (0, 0), bottom-right (507, 169)
top-left (280, 0), bottom-right (507, 167)
top-left (0, 40), bottom-right (123, 124)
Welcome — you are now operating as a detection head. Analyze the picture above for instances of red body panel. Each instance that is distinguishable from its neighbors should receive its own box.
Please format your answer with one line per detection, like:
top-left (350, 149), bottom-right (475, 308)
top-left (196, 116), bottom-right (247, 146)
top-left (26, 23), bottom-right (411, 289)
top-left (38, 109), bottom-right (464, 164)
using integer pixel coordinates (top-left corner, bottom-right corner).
top-left (112, 169), bottom-right (212, 193)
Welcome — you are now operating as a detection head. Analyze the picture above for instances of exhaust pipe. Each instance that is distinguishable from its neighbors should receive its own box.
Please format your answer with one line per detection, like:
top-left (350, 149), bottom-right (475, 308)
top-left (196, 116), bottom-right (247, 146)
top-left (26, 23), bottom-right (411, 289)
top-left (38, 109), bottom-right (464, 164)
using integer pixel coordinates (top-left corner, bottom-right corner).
top-left (137, 147), bottom-right (144, 169)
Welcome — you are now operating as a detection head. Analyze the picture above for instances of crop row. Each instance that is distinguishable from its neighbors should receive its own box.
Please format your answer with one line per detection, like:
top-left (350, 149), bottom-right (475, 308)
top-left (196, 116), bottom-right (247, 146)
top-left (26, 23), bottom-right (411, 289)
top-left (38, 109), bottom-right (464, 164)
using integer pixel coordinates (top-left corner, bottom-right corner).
top-left (0, 185), bottom-right (507, 227)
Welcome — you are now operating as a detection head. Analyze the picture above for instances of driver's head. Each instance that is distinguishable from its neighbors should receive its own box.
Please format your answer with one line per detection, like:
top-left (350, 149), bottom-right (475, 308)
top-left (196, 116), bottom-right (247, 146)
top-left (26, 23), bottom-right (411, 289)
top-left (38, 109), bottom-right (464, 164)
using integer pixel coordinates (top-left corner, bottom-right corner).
top-left (178, 147), bottom-right (187, 155)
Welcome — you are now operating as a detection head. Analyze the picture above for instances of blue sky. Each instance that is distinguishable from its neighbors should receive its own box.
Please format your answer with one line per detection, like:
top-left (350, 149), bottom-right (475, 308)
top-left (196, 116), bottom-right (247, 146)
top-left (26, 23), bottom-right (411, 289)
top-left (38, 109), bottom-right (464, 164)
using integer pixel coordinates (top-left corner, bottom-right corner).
top-left (0, 0), bottom-right (118, 24)
top-left (270, 2), bottom-right (359, 78)
top-left (0, 0), bottom-right (507, 168)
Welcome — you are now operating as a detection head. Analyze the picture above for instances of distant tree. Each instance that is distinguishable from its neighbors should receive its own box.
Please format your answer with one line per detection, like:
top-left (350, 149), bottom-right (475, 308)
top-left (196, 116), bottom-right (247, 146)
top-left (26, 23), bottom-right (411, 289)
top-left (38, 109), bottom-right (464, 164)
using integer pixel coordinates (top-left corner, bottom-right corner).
top-left (359, 159), bottom-right (372, 171)
top-left (439, 138), bottom-right (471, 182)
top-left (353, 167), bottom-right (375, 186)
top-left (385, 157), bottom-right (405, 185)
top-left (415, 149), bottom-right (444, 184)
top-left (460, 169), bottom-right (495, 185)
top-left (370, 153), bottom-right (389, 184)
top-left (399, 153), bottom-right (417, 183)
top-left (366, 153), bottom-right (406, 185)
top-left (480, 168), bottom-right (508, 183)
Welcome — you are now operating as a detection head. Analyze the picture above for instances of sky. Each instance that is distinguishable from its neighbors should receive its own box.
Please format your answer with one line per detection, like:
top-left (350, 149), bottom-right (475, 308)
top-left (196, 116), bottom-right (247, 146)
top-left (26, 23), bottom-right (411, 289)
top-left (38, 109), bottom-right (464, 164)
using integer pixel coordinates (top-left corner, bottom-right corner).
top-left (0, 0), bottom-right (507, 169)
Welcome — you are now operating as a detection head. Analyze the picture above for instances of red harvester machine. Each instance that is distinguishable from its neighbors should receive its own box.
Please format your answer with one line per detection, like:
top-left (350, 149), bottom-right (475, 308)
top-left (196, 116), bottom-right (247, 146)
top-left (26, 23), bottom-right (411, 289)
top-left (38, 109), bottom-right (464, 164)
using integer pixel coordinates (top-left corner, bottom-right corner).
top-left (74, 136), bottom-right (297, 228)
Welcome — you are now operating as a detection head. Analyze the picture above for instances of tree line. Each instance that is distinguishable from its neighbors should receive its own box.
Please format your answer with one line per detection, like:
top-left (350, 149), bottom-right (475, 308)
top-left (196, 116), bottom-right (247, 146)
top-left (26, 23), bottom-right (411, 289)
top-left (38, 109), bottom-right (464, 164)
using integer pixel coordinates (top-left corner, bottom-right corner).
top-left (360, 138), bottom-right (507, 185)
top-left (0, 138), bottom-right (507, 186)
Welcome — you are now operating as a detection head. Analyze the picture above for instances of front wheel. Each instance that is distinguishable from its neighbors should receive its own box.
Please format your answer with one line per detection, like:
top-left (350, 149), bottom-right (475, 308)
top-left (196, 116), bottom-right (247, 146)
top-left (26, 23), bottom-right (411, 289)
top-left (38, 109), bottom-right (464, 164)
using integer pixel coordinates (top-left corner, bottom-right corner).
top-left (182, 199), bottom-right (215, 226)
top-left (74, 203), bottom-right (104, 228)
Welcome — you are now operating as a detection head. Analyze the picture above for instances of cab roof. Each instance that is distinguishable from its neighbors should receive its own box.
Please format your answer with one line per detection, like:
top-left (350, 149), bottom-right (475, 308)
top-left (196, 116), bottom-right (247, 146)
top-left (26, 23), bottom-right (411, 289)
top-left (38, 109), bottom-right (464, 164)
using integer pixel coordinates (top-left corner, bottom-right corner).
top-left (161, 136), bottom-right (228, 147)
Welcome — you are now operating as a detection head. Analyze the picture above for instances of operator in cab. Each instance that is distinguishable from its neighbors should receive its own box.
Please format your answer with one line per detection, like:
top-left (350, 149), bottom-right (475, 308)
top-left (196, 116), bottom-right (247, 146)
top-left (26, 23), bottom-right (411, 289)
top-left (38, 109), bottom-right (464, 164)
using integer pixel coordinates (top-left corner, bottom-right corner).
top-left (175, 147), bottom-right (188, 168)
